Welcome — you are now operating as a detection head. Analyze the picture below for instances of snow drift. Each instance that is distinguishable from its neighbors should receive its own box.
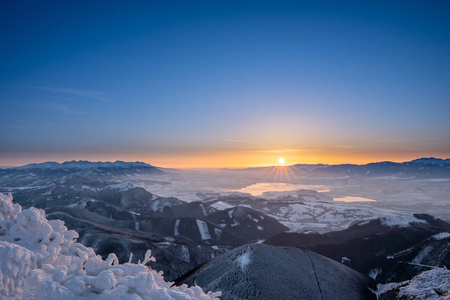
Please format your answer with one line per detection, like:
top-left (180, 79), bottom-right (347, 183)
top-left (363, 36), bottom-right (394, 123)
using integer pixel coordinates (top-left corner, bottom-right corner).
top-left (0, 193), bottom-right (220, 299)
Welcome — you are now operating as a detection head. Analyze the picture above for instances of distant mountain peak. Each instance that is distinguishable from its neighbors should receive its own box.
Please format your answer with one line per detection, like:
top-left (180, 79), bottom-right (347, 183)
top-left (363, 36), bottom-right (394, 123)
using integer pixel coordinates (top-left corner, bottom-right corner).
top-left (408, 157), bottom-right (450, 165)
top-left (15, 160), bottom-right (157, 170)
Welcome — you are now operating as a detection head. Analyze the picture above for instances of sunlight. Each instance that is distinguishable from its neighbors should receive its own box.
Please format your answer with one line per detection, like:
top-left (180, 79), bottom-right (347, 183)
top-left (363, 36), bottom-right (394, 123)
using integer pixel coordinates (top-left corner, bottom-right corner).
top-left (278, 157), bottom-right (285, 164)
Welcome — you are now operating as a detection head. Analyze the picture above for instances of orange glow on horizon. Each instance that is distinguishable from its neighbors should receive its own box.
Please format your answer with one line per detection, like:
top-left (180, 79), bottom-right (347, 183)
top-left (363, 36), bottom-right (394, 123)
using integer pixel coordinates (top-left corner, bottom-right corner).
top-left (1, 150), bottom-right (448, 169)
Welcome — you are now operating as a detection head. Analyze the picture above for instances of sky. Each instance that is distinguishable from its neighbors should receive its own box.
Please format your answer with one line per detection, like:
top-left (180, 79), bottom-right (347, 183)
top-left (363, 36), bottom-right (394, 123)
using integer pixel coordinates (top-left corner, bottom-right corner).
top-left (1, 0), bottom-right (449, 168)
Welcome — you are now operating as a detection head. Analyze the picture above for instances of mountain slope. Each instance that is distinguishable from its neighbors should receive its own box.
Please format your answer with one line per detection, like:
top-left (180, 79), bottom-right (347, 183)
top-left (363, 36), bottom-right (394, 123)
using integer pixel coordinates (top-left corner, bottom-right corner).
top-left (178, 243), bottom-right (376, 300)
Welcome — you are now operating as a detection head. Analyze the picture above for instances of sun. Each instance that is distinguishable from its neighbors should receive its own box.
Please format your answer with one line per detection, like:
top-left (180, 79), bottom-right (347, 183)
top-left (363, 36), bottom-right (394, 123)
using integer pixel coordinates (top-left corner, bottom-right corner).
top-left (278, 157), bottom-right (285, 164)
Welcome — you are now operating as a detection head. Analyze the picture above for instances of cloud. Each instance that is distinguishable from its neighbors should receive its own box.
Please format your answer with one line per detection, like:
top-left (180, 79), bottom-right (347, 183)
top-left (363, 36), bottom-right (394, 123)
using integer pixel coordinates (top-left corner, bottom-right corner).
top-left (28, 86), bottom-right (113, 102)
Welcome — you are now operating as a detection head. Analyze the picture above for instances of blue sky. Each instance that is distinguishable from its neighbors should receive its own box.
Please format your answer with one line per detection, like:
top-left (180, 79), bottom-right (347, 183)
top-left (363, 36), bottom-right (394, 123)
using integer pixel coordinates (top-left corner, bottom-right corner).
top-left (1, 0), bottom-right (449, 167)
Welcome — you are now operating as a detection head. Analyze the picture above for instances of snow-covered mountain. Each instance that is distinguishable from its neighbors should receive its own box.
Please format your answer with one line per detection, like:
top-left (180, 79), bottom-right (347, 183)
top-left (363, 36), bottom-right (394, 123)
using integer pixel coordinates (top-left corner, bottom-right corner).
top-left (0, 160), bottom-right (162, 188)
top-left (14, 160), bottom-right (158, 170)
top-left (177, 243), bottom-right (376, 300)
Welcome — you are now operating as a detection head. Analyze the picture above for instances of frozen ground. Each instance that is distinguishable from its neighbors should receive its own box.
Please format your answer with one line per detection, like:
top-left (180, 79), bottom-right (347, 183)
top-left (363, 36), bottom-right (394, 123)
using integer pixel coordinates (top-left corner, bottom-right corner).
top-left (125, 169), bottom-right (450, 233)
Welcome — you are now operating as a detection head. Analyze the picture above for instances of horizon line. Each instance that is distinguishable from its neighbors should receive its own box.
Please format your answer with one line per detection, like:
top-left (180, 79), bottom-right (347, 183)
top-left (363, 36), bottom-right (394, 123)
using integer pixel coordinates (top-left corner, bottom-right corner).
top-left (1, 156), bottom-right (448, 170)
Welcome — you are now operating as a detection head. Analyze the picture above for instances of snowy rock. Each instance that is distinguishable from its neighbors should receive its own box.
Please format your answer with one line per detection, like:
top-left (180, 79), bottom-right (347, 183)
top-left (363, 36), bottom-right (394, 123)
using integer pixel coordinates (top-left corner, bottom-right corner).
top-left (397, 268), bottom-right (450, 299)
top-left (379, 268), bottom-right (450, 300)
top-left (0, 193), bottom-right (220, 299)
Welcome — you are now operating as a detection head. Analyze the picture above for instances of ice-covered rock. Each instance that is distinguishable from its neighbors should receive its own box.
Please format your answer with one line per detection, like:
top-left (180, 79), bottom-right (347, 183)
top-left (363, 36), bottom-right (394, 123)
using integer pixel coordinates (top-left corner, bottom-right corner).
top-left (397, 267), bottom-right (450, 299)
top-left (0, 193), bottom-right (220, 299)
top-left (378, 267), bottom-right (450, 299)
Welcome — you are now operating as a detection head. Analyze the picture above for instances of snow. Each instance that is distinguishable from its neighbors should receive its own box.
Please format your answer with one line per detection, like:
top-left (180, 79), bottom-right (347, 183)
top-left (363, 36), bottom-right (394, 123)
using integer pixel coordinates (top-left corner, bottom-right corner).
top-left (214, 228), bottom-right (222, 239)
top-left (199, 204), bottom-right (207, 216)
top-left (270, 200), bottom-right (393, 233)
top-left (105, 183), bottom-right (133, 192)
top-left (387, 247), bottom-right (415, 259)
top-left (397, 267), bottom-right (450, 299)
top-left (238, 204), bottom-right (252, 209)
top-left (68, 199), bottom-right (95, 209)
top-left (256, 226), bottom-right (263, 231)
top-left (375, 282), bottom-right (405, 298)
top-left (174, 220), bottom-right (180, 236)
top-left (357, 220), bottom-right (371, 226)
top-left (236, 251), bottom-right (251, 270)
top-left (180, 246), bottom-right (190, 263)
top-left (0, 193), bottom-right (220, 299)
top-left (432, 232), bottom-right (450, 240)
top-left (368, 268), bottom-right (382, 280)
top-left (380, 215), bottom-right (427, 228)
top-left (210, 201), bottom-right (234, 211)
top-left (151, 197), bottom-right (183, 212)
top-left (341, 257), bottom-right (351, 263)
top-left (196, 219), bottom-right (211, 240)
top-left (412, 246), bottom-right (433, 264)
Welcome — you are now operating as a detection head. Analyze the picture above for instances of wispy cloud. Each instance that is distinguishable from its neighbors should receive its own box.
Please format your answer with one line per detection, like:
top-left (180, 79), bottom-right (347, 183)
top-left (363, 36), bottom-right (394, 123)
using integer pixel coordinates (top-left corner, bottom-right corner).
top-left (225, 139), bottom-right (260, 145)
top-left (28, 86), bottom-right (113, 102)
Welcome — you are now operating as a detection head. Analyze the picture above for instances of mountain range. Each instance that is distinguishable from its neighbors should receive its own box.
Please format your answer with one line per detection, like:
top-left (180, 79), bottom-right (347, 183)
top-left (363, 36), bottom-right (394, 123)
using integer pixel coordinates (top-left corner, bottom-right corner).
top-left (0, 158), bottom-right (449, 298)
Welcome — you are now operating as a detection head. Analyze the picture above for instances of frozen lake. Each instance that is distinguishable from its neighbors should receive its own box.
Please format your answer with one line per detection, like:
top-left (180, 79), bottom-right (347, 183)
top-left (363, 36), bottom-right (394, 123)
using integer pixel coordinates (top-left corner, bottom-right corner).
top-left (333, 196), bottom-right (377, 202)
top-left (233, 182), bottom-right (330, 196)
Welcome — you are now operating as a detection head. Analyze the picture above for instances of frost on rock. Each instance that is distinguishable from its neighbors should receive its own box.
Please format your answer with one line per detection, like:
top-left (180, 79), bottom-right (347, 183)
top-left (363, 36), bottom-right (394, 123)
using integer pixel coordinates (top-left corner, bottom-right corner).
top-left (0, 193), bottom-right (221, 300)
top-left (397, 267), bottom-right (450, 300)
